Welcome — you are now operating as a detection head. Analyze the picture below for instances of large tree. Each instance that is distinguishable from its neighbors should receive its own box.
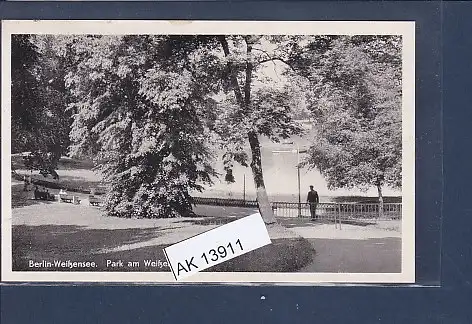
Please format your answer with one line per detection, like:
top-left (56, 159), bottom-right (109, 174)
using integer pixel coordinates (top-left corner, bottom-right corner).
top-left (298, 36), bottom-right (402, 216)
top-left (63, 35), bottom-right (303, 222)
top-left (65, 35), bottom-right (219, 218)
top-left (11, 34), bottom-right (43, 154)
top-left (213, 36), bottom-right (303, 223)
top-left (11, 34), bottom-right (71, 177)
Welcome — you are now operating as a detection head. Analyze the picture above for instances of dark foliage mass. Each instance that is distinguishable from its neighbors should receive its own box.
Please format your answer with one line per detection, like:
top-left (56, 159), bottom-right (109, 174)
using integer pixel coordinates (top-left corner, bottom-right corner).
top-left (11, 35), bottom-right (71, 176)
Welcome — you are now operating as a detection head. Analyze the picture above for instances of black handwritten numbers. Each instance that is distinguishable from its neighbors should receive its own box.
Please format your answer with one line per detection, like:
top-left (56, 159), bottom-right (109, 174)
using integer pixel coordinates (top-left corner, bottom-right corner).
top-left (236, 239), bottom-right (243, 250)
top-left (218, 246), bottom-right (227, 258)
top-left (201, 239), bottom-right (244, 265)
top-left (201, 252), bottom-right (209, 264)
top-left (227, 242), bottom-right (235, 254)
top-left (209, 249), bottom-right (218, 261)
top-left (165, 213), bottom-right (271, 280)
top-left (177, 238), bottom-right (246, 276)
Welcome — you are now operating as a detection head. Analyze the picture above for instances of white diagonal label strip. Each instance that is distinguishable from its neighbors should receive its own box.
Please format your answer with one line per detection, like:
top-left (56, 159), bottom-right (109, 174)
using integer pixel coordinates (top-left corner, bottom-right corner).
top-left (164, 213), bottom-right (271, 281)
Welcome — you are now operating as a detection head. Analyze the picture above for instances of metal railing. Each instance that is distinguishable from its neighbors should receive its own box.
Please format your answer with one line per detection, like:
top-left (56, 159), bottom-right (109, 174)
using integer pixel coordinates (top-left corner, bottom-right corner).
top-left (192, 196), bottom-right (258, 208)
top-left (271, 202), bottom-right (402, 221)
top-left (193, 197), bottom-right (402, 222)
top-left (11, 171), bottom-right (402, 223)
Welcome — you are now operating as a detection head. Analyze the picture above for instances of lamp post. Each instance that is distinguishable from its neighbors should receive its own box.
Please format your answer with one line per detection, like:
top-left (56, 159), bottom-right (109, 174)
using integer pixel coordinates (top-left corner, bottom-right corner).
top-left (272, 141), bottom-right (307, 217)
top-left (243, 173), bottom-right (246, 203)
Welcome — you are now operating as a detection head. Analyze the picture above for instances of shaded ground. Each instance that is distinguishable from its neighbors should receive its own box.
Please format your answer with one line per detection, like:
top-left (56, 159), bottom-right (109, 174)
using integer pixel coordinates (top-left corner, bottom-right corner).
top-left (11, 181), bottom-right (55, 209)
top-left (13, 222), bottom-right (312, 272)
top-left (10, 182), bottom-right (401, 274)
top-left (12, 225), bottom-right (166, 271)
top-left (299, 238), bottom-right (401, 273)
top-left (210, 237), bottom-right (313, 273)
top-left (11, 202), bottom-right (314, 273)
top-left (277, 217), bottom-right (401, 273)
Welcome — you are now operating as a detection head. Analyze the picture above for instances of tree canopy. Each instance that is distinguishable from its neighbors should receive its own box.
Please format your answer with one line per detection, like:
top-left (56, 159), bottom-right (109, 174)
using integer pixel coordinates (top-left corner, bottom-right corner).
top-left (297, 36), bottom-right (402, 204)
top-left (64, 35), bottom-right (220, 218)
top-left (60, 35), bottom-right (305, 221)
top-left (11, 34), bottom-right (71, 176)
top-left (11, 33), bottom-right (403, 220)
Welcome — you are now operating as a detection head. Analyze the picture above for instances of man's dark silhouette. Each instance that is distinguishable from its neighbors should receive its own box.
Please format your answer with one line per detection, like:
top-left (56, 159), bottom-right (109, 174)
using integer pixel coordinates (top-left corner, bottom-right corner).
top-left (307, 185), bottom-right (319, 220)
top-left (33, 186), bottom-right (40, 200)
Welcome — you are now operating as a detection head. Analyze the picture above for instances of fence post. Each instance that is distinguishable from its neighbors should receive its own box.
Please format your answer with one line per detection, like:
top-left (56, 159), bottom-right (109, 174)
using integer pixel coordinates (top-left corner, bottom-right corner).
top-left (338, 203), bottom-right (342, 230)
top-left (334, 204), bottom-right (338, 229)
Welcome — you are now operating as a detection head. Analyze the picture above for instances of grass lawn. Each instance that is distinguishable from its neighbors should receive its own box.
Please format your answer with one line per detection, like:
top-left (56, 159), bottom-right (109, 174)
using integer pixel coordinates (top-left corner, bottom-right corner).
top-left (13, 223), bottom-right (312, 273)
top-left (9, 152), bottom-right (402, 274)
top-left (11, 189), bottom-right (314, 273)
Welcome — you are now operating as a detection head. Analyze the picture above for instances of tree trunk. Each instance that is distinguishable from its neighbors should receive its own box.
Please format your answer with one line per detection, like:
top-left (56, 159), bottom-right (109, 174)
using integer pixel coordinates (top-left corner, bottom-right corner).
top-left (377, 184), bottom-right (384, 219)
top-left (218, 36), bottom-right (276, 224)
top-left (248, 131), bottom-right (276, 224)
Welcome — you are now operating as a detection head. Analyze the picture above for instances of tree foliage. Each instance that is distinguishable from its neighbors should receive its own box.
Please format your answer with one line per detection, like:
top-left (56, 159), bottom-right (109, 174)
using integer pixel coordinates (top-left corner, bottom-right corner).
top-left (298, 36), bottom-right (402, 197)
top-left (11, 34), bottom-right (71, 176)
top-left (62, 35), bottom-right (303, 221)
top-left (11, 34), bottom-right (41, 148)
top-left (210, 35), bottom-right (303, 223)
top-left (14, 33), bottom-right (402, 219)
top-left (65, 35), bottom-right (218, 218)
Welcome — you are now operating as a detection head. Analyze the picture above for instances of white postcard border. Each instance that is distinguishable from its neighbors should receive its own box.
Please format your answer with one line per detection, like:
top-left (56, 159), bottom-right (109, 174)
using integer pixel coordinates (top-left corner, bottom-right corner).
top-left (1, 20), bottom-right (415, 284)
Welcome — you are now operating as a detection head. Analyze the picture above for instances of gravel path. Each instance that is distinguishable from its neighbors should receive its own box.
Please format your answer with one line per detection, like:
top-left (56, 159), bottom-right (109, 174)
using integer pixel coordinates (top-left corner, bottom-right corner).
top-left (289, 223), bottom-right (401, 240)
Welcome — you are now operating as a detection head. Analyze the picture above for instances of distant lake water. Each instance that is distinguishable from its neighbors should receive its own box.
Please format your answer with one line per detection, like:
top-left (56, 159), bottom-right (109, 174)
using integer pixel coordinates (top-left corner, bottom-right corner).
top-left (194, 135), bottom-right (402, 203)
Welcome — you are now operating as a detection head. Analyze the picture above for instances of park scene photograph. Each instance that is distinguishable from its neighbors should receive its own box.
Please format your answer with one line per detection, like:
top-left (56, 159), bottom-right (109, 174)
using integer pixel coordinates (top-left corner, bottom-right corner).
top-left (2, 21), bottom-right (414, 283)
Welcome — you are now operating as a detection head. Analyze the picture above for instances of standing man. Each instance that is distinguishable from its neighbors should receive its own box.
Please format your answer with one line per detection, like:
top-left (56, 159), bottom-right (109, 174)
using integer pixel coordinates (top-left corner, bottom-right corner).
top-left (307, 185), bottom-right (319, 220)
top-left (23, 175), bottom-right (28, 191)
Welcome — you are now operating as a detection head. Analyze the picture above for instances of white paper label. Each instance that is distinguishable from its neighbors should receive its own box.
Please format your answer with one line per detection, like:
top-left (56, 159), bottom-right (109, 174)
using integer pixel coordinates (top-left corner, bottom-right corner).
top-left (164, 213), bottom-right (271, 281)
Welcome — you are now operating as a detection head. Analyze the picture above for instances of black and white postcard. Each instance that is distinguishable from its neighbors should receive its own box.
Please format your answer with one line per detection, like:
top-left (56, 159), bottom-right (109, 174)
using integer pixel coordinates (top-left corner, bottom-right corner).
top-left (1, 20), bottom-right (415, 283)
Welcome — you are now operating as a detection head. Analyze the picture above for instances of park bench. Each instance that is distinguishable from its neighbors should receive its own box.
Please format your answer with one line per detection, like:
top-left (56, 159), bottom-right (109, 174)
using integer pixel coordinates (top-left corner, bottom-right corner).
top-left (34, 191), bottom-right (55, 201)
top-left (88, 195), bottom-right (102, 206)
top-left (60, 194), bottom-right (81, 204)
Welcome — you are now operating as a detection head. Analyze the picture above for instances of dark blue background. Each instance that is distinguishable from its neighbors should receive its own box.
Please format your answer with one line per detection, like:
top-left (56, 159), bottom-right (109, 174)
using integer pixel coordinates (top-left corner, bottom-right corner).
top-left (1, 1), bottom-right (470, 322)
